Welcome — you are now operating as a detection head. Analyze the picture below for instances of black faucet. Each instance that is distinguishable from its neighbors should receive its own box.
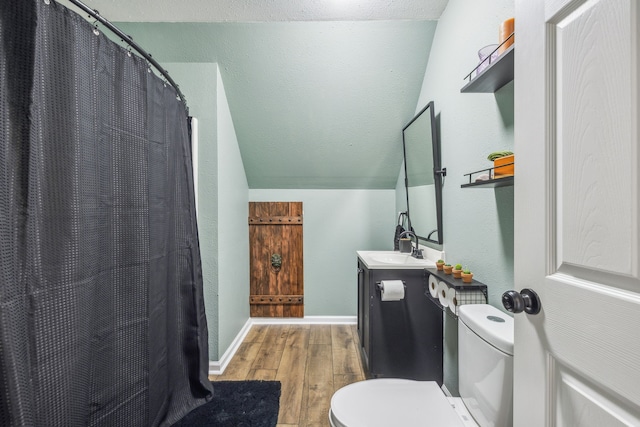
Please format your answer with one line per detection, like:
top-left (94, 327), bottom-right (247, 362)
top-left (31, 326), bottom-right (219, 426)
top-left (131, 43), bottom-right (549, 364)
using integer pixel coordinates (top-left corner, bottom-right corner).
top-left (398, 230), bottom-right (424, 259)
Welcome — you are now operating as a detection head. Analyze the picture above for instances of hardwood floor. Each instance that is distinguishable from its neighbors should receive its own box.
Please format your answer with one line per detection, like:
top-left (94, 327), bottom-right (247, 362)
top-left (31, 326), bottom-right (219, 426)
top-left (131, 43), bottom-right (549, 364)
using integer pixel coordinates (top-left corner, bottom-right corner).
top-left (209, 324), bottom-right (366, 427)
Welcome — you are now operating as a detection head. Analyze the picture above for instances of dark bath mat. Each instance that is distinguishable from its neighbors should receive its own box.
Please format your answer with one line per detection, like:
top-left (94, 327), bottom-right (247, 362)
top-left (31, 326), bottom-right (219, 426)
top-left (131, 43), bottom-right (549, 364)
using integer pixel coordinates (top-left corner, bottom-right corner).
top-left (172, 381), bottom-right (281, 427)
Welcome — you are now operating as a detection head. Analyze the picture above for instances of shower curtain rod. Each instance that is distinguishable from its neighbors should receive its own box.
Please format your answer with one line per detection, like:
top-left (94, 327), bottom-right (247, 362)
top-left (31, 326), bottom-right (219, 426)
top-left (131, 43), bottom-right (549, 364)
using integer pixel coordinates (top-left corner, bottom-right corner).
top-left (66, 0), bottom-right (188, 108)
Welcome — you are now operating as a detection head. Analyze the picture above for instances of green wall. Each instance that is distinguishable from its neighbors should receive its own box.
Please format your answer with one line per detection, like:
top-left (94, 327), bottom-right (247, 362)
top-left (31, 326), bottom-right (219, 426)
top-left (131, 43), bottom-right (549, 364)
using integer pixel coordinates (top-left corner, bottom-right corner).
top-left (249, 189), bottom-right (395, 316)
top-left (216, 67), bottom-right (250, 358)
top-left (113, 21), bottom-right (436, 190)
top-left (398, 0), bottom-right (515, 395)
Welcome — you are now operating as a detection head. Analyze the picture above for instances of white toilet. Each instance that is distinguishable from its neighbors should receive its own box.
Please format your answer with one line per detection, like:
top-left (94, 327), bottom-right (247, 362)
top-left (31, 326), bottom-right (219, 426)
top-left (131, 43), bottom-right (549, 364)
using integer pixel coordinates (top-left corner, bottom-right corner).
top-left (329, 304), bottom-right (514, 427)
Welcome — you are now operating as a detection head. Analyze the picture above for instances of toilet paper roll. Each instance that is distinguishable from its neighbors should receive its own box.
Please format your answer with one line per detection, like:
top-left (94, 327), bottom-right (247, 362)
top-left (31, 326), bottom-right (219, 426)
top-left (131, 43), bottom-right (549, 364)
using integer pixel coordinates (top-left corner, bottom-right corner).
top-left (437, 282), bottom-right (449, 307)
top-left (446, 287), bottom-right (458, 315)
top-left (380, 280), bottom-right (405, 301)
top-left (428, 275), bottom-right (439, 298)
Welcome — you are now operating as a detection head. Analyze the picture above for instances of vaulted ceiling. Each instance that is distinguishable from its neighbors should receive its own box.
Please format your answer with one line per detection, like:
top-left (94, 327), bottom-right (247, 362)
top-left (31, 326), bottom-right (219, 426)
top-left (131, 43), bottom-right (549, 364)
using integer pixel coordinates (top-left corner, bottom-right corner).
top-left (61, 0), bottom-right (448, 189)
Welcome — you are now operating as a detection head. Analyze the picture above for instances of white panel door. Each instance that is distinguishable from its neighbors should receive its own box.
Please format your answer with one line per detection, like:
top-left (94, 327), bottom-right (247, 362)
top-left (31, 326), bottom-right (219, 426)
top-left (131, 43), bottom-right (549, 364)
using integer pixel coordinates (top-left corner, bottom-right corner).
top-left (514, 0), bottom-right (640, 425)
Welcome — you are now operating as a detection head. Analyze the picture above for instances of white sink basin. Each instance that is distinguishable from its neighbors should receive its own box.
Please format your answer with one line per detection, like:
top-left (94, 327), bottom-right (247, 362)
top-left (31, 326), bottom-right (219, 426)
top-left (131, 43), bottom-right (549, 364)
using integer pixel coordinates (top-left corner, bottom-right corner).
top-left (357, 251), bottom-right (436, 270)
top-left (369, 253), bottom-right (416, 264)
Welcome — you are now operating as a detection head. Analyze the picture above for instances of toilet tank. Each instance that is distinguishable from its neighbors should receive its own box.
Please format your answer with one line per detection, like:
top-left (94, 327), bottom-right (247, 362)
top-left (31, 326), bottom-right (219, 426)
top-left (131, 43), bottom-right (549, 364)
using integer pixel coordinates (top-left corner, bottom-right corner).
top-left (458, 304), bottom-right (514, 427)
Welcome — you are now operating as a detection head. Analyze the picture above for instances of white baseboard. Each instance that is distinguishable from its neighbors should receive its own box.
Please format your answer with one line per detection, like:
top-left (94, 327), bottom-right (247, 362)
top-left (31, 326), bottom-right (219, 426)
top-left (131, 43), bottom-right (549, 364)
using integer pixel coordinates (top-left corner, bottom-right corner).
top-left (250, 315), bottom-right (356, 325)
top-left (208, 316), bottom-right (357, 375)
top-left (208, 318), bottom-right (253, 375)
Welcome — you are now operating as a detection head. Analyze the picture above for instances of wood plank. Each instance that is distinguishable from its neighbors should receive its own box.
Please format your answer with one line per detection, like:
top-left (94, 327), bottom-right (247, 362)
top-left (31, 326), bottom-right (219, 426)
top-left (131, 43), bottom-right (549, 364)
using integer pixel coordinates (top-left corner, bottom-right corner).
top-left (284, 303), bottom-right (304, 318)
top-left (307, 344), bottom-right (333, 381)
top-left (331, 324), bottom-right (361, 375)
top-left (303, 344), bottom-right (334, 425)
top-left (252, 325), bottom-right (290, 370)
top-left (244, 324), bottom-right (270, 343)
top-left (276, 327), bottom-right (310, 424)
top-left (250, 305), bottom-right (263, 317)
top-left (247, 369), bottom-right (277, 381)
top-left (333, 374), bottom-right (365, 392)
top-left (289, 202), bottom-right (303, 217)
top-left (350, 324), bottom-right (359, 342)
top-left (249, 218), bottom-right (271, 298)
top-left (216, 342), bottom-right (261, 380)
top-left (309, 324), bottom-right (332, 345)
top-left (278, 223), bottom-right (289, 304)
top-left (333, 325), bottom-right (366, 392)
top-left (287, 325), bottom-right (310, 348)
top-left (250, 295), bottom-right (304, 305)
top-left (276, 349), bottom-right (308, 423)
top-left (299, 368), bottom-right (310, 427)
top-left (249, 215), bottom-right (303, 224)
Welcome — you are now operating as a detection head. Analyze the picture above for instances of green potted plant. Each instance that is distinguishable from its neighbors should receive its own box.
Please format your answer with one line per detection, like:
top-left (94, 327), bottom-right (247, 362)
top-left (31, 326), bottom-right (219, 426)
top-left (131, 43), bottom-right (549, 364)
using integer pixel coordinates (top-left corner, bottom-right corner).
top-left (461, 268), bottom-right (474, 283)
top-left (436, 259), bottom-right (445, 271)
top-left (452, 263), bottom-right (463, 279)
top-left (443, 263), bottom-right (453, 275)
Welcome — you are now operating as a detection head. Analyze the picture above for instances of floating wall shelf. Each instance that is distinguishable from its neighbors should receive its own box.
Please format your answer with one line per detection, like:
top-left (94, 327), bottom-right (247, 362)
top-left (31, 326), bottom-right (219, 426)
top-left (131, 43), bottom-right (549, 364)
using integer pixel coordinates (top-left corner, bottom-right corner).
top-left (461, 44), bottom-right (514, 93)
top-left (462, 161), bottom-right (514, 188)
top-left (461, 176), bottom-right (514, 188)
top-left (425, 269), bottom-right (488, 319)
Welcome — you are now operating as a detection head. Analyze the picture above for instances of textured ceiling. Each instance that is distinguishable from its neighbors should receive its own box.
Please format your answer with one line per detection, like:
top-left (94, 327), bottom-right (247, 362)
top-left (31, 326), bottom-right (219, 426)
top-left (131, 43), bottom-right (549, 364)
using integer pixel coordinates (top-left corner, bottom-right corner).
top-left (60, 1), bottom-right (445, 189)
top-left (64, 0), bottom-right (449, 22)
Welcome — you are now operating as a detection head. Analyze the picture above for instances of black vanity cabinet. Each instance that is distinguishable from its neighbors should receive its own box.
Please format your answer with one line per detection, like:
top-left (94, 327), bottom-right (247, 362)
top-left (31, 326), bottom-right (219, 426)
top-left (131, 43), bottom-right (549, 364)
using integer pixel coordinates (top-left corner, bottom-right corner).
top-left (357, 259), bottom-right (443, 384)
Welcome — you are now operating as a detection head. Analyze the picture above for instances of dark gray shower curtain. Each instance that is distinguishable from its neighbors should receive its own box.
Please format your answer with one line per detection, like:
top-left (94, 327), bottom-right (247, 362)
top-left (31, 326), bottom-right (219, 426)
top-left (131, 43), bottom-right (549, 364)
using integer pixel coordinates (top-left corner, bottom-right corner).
top-left (0, 1), bottom-right (212, 426)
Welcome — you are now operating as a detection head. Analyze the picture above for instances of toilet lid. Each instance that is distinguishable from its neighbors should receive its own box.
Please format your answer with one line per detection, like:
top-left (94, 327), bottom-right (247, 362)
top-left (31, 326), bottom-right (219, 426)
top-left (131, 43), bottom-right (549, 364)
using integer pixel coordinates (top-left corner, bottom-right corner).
top-left (330, 379), bottom-right (467, 427)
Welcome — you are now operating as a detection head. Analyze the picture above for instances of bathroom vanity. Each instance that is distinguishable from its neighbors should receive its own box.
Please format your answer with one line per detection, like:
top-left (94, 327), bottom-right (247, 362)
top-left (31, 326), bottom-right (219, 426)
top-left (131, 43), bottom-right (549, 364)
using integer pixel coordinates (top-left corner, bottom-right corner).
top-left (357, 251), bottom-right (443, 384)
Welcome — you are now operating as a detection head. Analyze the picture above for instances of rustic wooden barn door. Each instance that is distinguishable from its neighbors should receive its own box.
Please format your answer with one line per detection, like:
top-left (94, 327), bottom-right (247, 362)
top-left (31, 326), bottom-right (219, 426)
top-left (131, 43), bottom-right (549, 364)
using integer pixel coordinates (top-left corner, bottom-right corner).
top-left (249, 202), bottom-right (303, 317)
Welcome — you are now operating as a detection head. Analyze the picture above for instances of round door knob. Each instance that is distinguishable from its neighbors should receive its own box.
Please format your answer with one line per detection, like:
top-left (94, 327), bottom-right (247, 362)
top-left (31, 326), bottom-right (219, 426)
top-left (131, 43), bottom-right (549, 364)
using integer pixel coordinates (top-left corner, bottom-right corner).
top-left (502, 288), bottom-right (541, 315)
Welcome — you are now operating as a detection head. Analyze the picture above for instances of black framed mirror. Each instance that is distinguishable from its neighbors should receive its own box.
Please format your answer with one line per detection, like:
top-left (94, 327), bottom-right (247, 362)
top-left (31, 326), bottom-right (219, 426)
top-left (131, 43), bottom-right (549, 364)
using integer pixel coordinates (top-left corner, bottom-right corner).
top-left (402, 101), bottom-right (444, 244)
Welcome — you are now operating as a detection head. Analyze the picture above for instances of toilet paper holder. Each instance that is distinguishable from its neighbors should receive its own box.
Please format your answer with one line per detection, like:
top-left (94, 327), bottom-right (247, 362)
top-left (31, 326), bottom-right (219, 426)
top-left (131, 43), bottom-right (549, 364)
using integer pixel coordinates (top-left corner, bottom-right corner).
top-left (376, 281), bottom-right (406, 291)
top-left (376, 280), bottom-right (407, 302)
top-left (376, 280), bottom-right (407, 299)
